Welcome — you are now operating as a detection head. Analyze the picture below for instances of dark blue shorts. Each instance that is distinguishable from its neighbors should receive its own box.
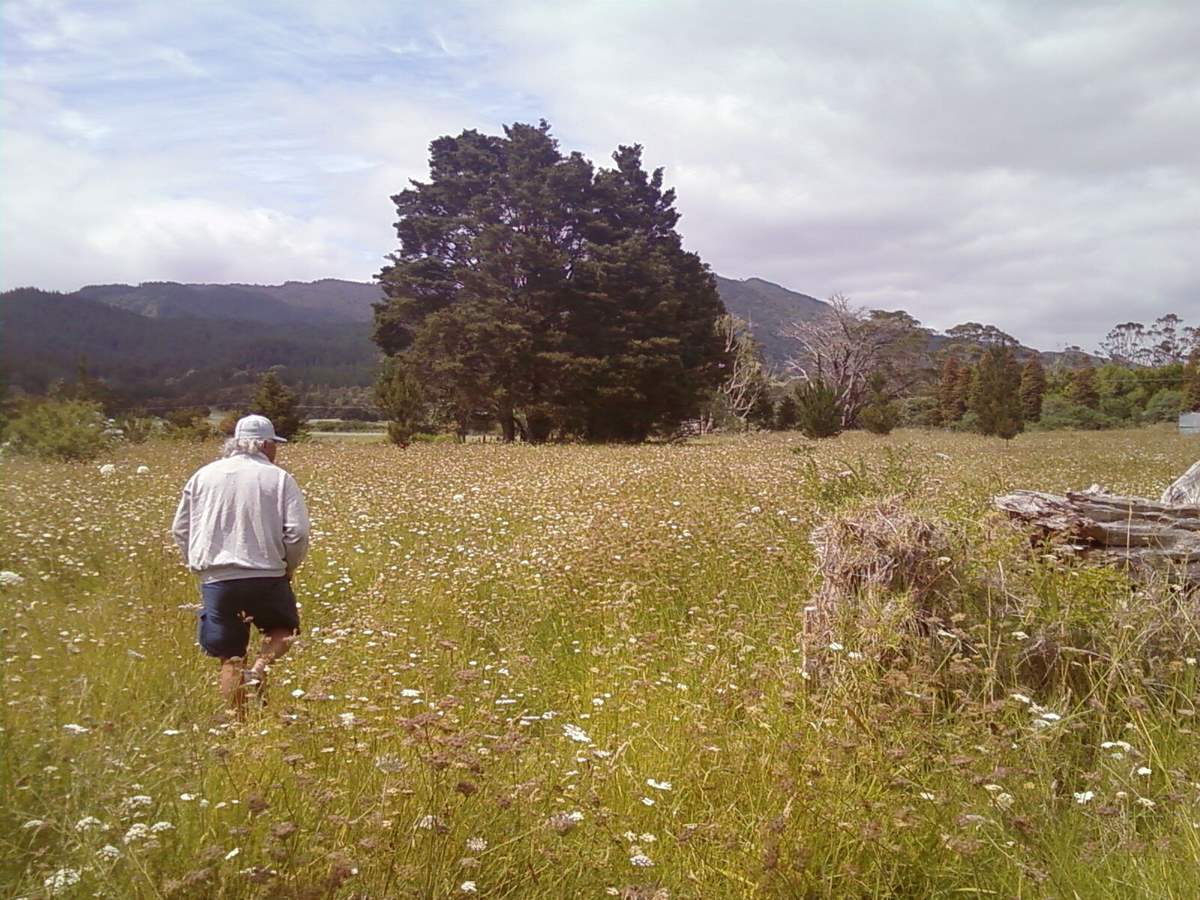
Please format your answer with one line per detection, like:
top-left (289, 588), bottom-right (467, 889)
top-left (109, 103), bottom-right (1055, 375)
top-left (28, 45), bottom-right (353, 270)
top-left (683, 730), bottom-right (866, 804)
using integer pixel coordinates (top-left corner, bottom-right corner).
top-left (198, 576), bottom-right (300, 659)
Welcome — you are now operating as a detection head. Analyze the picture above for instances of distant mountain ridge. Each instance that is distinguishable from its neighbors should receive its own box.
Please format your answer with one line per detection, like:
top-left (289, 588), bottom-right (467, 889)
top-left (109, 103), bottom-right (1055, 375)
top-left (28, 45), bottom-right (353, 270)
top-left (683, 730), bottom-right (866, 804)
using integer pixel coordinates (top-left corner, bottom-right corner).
top-left (0, 274), bottom-right (828, 405)
top-left (74, 278), bottom-right (379, 324)
top-left (70, 275), bottom-right (828, 364)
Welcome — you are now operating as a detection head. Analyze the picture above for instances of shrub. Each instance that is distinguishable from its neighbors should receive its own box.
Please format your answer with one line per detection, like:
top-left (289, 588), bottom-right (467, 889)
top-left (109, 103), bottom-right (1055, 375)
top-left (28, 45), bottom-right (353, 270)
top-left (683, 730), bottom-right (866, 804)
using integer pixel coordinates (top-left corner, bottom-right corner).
top-left (164, 407), bottom-right (215, 442)
top-left (1031, 395), bottom-right (1117, 431)
top-left (216, 411), bottom-right (242, 436)
top-left (794, 379), bottom-right (842, 439)
top-left (4, 399), bottom-right (112, 461)
top-left (858, 372), bottom-right (900, 435)
top-left (252, 371), bottom-right (305, 440)
top-left (898, 395), bottom-right (940, 428)
top-left (773, 395), bottom-right (799, 431)
top-left (1143, 389), bottom-right (1183, 423)
top-left (376, 359), bottom-right (425, 446)
top-left (114, 415), bottom-right (159, 444)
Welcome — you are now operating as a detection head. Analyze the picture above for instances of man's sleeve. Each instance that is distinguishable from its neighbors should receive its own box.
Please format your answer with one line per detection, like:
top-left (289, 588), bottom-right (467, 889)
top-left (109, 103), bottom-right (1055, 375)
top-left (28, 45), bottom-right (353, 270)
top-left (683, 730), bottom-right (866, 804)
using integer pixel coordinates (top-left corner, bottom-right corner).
top-left (171, 480), bottom-right (192, 564)
top-left (282, 474), bottom-right (310, 575)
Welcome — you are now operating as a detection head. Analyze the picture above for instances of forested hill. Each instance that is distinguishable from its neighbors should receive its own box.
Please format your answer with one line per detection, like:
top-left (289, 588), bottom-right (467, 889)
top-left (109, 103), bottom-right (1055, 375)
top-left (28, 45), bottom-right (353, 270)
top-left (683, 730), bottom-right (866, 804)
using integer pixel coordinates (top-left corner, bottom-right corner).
top-left (0, 275), bottom-right (827, 404)
top-left (74, 278), bottom-right (379, 323)
top-left (0, 287), bottom-right (377, 406)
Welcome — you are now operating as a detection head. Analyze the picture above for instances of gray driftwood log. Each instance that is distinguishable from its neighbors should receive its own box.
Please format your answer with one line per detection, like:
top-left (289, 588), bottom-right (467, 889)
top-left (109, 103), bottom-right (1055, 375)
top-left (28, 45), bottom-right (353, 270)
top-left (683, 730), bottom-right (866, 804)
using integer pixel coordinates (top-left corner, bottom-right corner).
top-left (993, 486), bottom-right (1200, 585)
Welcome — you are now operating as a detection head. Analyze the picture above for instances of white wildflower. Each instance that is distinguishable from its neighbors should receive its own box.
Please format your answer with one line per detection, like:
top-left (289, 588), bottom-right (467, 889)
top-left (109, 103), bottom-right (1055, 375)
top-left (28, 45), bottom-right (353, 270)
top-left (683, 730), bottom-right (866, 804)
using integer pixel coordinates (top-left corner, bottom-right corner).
top-left (828, 641), bottom-right (844, 652)
top-left (136, 465), bottom-right (150, 475)
top-left (291, 688), bottom-right (305, 698)
top-left (1010, 693), bottom-right (1033, 705)
top-left (225, 847), bottom-right (241, 860)
top-left (150, 821), bottom-right (174, 833)
top-left (99, 464), bottom-right (116, 476)
top-left (75, 815), bottom-right (105, 831)
top-left (1136, 766), bottom-right (1152, 776)
top-left (562, 723), bottom-right (592, 744)
top-left (646, 778), bottom-right (672, 791)
top-left (641, 796), bottom-right (655, 806)
top-left (375, 754), bottom-right (407, 774)
top-left (22, 819), bottom-right (46, 830)
top-left (124, 823), bottom-right (150, 844)
top-left (62, 723), bottom-right (90, 734)
top-left (401, 688), bottom-right (422, 698)
top-left (466, 837), bottom-right (487, 853)
top-left (0, 570), bottom-right (24, 587)
top-left (460, 881), bottom-right (477, 893)
top-left (629, 852), bottom-right (654, 867)
top-left (1073, 791), bottom-right (1094, 805)
top-left (1137, 797), bottom-right (1156, 809)
top-left (416, 814), bottom-right (445, 831)
top-left (44, 868), bottom-right (81, 895)
top-left (96, 844), bottom-right (121, 860)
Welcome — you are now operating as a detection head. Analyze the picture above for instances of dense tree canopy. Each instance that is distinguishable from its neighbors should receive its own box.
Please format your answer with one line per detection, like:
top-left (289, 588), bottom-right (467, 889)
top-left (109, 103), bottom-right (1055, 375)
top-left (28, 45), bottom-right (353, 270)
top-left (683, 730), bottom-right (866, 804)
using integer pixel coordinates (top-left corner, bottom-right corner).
top-left (373, 121), bottom-right (728, 442)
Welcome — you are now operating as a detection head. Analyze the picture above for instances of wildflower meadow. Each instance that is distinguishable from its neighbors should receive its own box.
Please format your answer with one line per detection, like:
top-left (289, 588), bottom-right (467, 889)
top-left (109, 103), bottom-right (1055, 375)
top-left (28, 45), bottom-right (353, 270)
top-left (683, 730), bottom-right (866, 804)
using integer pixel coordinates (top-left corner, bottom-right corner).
top-left (2, 427), bottom-right (1199, 898)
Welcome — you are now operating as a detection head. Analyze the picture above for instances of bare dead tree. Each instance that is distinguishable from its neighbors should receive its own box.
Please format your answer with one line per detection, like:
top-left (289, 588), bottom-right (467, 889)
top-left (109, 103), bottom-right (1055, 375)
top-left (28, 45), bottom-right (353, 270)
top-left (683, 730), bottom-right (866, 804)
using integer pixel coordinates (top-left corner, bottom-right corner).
top-left (713, 314), bottom-right (766, 430)
top-left (784, 295), bottom-right (926, 427)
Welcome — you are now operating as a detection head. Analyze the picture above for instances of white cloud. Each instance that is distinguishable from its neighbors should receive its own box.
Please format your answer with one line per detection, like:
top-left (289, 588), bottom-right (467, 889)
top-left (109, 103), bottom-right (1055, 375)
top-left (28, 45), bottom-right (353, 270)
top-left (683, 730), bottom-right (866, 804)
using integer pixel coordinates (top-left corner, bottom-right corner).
top-left (1, 0), bottom-right (1196, 349)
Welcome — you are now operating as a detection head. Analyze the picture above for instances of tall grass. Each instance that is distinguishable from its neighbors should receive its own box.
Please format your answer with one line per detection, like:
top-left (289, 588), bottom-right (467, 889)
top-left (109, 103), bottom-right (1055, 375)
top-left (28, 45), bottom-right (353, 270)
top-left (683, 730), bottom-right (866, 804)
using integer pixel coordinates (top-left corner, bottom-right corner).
top-left (1, 427), bottom-right (1197, 897)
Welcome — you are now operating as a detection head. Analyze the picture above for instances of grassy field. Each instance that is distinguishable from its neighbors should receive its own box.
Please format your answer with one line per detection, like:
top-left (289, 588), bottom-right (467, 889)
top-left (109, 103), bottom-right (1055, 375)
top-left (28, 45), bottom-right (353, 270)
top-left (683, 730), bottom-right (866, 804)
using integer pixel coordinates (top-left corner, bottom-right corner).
top-left (2, 427), bottom-right (1198, 898)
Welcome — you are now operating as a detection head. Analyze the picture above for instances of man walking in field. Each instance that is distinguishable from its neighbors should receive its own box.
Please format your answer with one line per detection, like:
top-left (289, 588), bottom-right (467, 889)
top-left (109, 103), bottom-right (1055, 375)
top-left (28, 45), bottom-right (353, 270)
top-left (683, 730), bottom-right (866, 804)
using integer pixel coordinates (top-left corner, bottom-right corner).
top-left (172, 414), bottom-right (310, 713)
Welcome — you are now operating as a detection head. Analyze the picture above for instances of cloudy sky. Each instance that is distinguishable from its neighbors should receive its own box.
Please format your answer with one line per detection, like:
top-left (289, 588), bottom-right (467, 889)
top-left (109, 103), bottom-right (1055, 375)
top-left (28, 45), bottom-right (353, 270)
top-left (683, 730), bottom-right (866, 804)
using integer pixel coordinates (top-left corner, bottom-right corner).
top-left (3, 0), bottom-right (1197, 349)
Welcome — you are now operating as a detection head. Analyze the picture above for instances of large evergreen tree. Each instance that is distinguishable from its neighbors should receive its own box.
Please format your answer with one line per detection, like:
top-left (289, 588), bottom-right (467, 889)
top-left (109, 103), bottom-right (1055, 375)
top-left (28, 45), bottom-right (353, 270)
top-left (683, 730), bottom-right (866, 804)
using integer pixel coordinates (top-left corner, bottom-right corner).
top-left (374, 121), bottom-right (728, 442)
top-left (969, 345), bottom-right (1023, 439)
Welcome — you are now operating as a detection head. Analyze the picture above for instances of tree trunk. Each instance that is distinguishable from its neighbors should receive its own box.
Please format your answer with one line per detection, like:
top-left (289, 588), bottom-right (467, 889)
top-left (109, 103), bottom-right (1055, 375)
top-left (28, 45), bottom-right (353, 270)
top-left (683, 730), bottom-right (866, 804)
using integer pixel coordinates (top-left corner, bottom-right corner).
top-left (993, 487), bottom-right (1200, 585)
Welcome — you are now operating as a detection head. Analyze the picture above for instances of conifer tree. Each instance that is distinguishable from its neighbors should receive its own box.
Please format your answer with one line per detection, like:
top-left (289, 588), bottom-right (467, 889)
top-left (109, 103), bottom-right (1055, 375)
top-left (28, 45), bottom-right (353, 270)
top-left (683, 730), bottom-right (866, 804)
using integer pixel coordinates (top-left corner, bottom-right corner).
top-left (937, 357), bottom-right (969, 424)
top-left (252, 370), bottom-right (304, 439)
top-left (1069, 361), bottom-right (1100, 409)
top-left (969, 345), bottom-right (1023, 439)
top-left (376, 358), bottom-right (425, 446)
top-left (794, 379), bottom-right (842, 439)
top-left (374, 121), bottom-right (727, 442)
top-left (1018, 357), bottom-right (1046, 422)
top-left (774, 395), bottom-right (798, 431)
top-left (858, 371), bottom-right (900, 435)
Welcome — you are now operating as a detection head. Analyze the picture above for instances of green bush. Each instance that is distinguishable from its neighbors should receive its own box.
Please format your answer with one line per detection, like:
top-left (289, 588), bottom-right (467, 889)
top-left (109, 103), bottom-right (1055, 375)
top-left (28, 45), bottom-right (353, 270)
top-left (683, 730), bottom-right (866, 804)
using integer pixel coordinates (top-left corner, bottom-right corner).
top-left (1031, 395), bottom-right (1117, 431)
top-left (1143, 389), bottom-right (1183, 423)
top-left (897, 395), bottom-right (940, 428)
top-left (114, 415), bottom-right (159, 444)
top-left (858, 373), bottom-right (900, 435)
top-left (409, 431), bottom-right (458, 444)
top-left (164, 407), bottom-right (215, 442)
top-left (794, 379), bottom-right (842, 439)
top-left (4, 399), bottom-right (112, 461)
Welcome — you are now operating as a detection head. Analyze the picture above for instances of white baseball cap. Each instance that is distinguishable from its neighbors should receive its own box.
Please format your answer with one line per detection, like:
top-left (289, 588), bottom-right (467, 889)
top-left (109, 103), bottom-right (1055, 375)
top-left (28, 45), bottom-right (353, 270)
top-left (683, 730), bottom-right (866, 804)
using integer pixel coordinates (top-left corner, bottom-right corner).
top-left (234, 414), bottom-right (287, 443)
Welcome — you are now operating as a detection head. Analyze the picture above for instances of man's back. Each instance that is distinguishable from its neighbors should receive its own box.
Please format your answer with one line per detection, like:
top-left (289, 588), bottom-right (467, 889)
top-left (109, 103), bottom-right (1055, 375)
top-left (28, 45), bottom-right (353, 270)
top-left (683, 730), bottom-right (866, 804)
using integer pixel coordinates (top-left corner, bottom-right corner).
top-left (172, 453), bottom-right (309, 584)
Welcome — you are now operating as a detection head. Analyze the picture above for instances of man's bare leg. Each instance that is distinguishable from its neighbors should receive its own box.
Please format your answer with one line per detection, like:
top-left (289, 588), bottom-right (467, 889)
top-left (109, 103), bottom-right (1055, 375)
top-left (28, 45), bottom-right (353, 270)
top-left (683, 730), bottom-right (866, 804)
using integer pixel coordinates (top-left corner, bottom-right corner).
top-left (247, 628), bottom-right (296, 686)
top-left (218, 656), bottom-right (247, 715)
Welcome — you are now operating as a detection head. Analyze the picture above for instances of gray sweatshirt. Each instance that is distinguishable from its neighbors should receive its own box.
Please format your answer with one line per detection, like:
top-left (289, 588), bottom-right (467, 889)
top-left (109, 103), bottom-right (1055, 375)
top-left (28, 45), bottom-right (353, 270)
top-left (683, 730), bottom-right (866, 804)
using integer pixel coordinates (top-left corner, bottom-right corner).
top-left (172, 452), bottom-right (310, 584)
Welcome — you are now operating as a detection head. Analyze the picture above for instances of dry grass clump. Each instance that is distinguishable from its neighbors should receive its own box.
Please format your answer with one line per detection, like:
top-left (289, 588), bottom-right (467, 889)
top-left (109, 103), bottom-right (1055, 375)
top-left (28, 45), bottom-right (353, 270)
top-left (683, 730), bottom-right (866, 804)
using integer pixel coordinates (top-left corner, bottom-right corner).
top-left (808, 495), bottom-right (954, 642)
